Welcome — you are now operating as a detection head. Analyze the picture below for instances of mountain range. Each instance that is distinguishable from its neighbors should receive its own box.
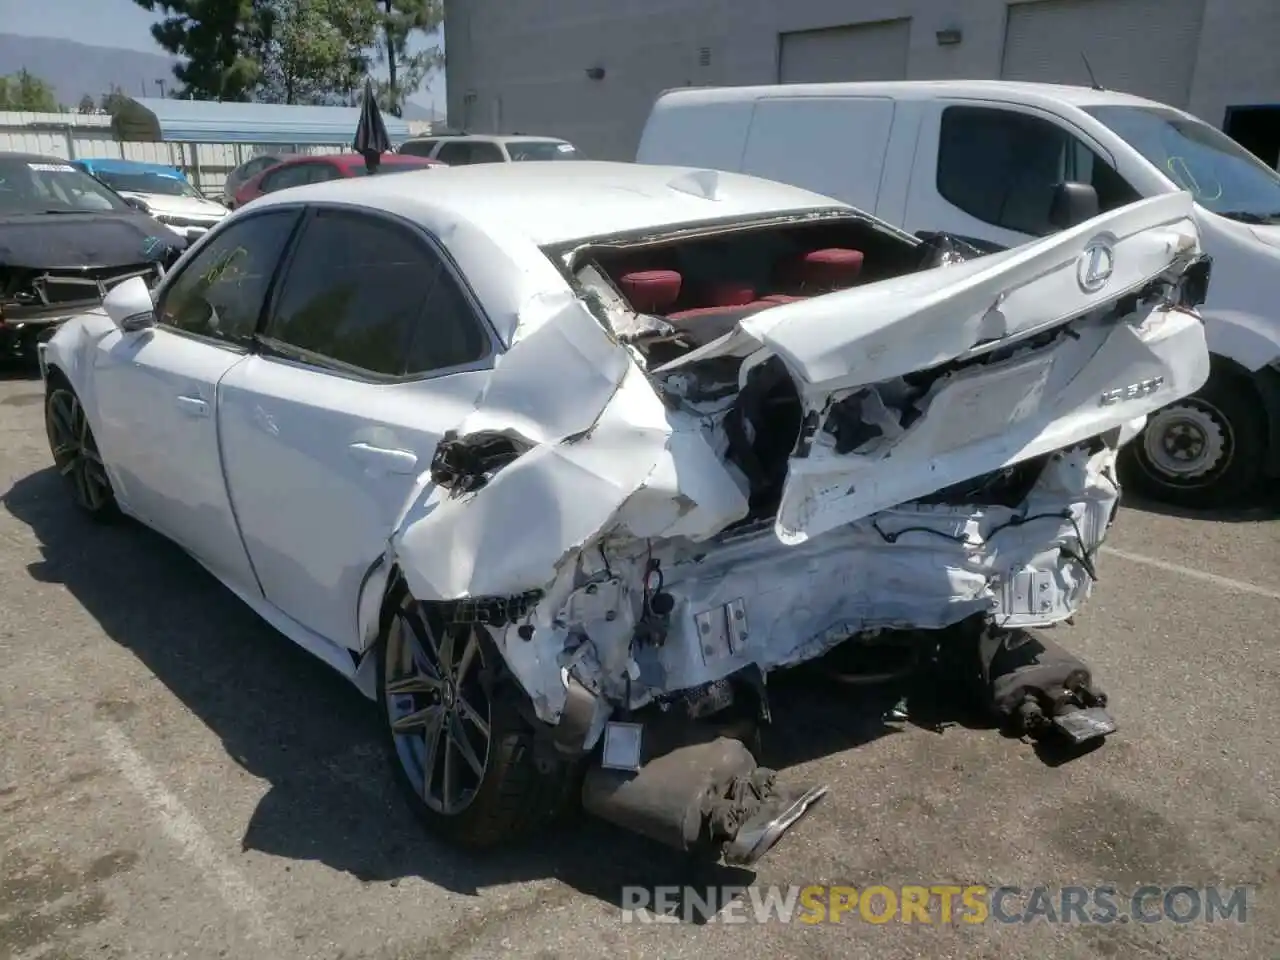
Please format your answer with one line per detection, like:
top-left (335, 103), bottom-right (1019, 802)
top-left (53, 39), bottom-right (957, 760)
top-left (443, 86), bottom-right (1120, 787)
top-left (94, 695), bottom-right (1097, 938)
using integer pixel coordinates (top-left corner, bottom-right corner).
top-left (0, 33), bottom-right (443, 121)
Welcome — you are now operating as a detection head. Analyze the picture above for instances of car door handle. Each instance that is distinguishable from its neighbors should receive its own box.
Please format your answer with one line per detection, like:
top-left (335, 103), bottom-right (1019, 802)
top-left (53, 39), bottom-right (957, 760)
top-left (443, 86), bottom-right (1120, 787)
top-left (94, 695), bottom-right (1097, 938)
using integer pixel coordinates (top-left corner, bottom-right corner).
top-left (347, 442), bottom-right (418, 474)
top-left (176, 395), bottom-right (209, 417)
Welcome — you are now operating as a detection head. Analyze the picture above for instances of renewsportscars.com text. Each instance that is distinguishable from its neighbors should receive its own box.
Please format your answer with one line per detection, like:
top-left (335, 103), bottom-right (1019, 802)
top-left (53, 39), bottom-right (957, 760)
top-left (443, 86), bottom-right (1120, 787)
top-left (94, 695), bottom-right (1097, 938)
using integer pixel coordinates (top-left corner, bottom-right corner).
top-left (620, 884), bottom-right (1250, 925)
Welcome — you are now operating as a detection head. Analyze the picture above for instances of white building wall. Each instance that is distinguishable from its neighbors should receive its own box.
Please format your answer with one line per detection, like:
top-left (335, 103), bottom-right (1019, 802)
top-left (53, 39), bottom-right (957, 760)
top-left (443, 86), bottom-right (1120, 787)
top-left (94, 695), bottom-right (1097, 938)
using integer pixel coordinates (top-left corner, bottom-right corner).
top-left (442, 0), bottom-right (1280, 161)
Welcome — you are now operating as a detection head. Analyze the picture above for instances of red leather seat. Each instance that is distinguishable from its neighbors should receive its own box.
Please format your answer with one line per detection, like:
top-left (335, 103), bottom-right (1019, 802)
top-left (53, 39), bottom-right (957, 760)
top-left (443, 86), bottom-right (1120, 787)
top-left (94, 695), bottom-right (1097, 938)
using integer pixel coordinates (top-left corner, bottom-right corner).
top-left (619, 269), bottom-right (682, 313)
top-left (668, 281), bottom-right (758, 321)
top-left (775, 247), bottom-right (865, 294)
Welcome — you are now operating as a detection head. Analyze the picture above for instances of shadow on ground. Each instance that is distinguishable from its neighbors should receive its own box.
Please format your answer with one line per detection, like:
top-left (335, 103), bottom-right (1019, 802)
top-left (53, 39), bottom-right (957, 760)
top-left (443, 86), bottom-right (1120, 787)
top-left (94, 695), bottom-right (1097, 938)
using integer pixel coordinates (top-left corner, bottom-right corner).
top-left (3, 466), bottom-right (1045, 915)
top-left (1120, 490), bottom-right (1279, 523)
top-left (0, 362), bottom-right (41, 383)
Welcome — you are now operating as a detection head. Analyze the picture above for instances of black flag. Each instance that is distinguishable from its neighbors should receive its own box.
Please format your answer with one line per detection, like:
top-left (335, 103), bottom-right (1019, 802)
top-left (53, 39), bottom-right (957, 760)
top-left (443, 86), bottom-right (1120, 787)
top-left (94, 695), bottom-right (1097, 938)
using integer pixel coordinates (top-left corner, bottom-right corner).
top-left (353, 77), bottom-right (391, 173)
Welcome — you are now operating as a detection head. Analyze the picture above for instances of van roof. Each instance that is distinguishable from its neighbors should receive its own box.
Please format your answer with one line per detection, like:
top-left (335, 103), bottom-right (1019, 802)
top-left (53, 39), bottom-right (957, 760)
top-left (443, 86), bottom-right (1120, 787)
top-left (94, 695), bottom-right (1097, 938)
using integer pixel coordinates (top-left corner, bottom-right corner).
top-left (653, 80), bottom-right (1174, 113)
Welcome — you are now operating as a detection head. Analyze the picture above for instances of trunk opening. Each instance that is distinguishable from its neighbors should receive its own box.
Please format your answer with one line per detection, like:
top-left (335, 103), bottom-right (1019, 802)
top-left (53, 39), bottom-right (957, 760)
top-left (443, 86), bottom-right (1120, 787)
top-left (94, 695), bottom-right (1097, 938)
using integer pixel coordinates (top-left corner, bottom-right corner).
top-left (715, 351), bottom-right (1056, 529)
top-left (564, 213), bottom-right (1004, 525)
top-left (569, 211), bottom-right (938, 368)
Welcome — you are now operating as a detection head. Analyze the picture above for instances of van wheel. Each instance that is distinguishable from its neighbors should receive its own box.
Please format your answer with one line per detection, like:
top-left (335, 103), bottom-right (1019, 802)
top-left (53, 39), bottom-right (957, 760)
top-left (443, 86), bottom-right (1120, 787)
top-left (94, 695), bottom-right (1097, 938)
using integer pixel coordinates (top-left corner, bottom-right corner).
top-left (1120, 368), bottom-right (1265, 508)
top-left (377, 592), bottom-right (571, 847)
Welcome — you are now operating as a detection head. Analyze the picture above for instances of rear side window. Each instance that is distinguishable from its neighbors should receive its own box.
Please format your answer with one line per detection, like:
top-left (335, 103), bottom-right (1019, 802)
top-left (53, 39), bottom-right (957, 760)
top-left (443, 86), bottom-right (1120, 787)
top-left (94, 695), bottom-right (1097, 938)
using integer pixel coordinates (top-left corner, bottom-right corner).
top-left (248, 156), bottom-right (282, 176)
top-left (308, 163), bottom-right (342, 182)
top-left (399, 139), bottom-right (439, 158)
top-left (259, 164), bottom-right (312, 193)
top-left (263, 209), bottom-right (489, 377)
top-left (157, 210), bottom-right (298, 344)
top-left (469, 141), bottom-right (506, 163)
top-left (937, 105), bottom-right (1140, 236)
top-left (506, 140), bottom-right (581, 161)
top-left (435, 141), bottom-right (473, 165)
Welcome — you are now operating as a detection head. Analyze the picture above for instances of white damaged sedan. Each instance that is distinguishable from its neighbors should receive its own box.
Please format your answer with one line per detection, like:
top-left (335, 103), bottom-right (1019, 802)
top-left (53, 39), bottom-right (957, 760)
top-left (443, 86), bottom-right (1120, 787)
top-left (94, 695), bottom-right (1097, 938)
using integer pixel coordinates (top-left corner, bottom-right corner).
top-left (39, 161), bottom-right (1211, 863)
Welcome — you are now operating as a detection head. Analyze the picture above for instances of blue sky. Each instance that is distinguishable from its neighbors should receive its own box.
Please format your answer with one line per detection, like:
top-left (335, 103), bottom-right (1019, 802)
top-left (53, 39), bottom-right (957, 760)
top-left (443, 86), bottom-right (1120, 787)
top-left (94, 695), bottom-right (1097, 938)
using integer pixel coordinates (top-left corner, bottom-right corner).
top-left (0, 0), bottom-right (446, 111)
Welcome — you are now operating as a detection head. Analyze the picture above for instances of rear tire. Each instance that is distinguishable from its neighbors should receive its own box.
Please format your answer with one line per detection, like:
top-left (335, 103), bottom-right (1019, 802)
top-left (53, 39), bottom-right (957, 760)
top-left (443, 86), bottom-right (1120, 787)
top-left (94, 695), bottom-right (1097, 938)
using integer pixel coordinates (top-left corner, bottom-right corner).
top-left (1120, 367), bottom-right (1266, 509)
top-left (376, 590), bottom-right (571, 847)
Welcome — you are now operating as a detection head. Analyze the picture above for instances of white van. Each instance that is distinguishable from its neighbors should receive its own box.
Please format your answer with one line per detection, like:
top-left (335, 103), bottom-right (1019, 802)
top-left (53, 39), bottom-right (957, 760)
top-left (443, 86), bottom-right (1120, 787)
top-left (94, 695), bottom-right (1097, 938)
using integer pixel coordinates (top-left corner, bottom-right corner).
top-left (636, 80), bottom-right (1280, 508)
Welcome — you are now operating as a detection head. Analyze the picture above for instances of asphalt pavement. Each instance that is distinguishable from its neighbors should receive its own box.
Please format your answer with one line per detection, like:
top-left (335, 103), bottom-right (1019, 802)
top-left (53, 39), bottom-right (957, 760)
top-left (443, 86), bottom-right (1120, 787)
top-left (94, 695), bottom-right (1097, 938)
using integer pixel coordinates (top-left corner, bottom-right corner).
top-left (1, 370), bottom-right (1277, 960)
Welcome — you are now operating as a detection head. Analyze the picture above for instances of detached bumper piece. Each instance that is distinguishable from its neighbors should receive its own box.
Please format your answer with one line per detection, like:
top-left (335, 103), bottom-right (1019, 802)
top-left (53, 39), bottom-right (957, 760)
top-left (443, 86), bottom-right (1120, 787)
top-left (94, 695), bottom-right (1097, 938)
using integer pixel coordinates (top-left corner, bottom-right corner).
top-left (581, 735), bottom-right (826, 867)
top-left (976, 625), bottom-right (1116, 746)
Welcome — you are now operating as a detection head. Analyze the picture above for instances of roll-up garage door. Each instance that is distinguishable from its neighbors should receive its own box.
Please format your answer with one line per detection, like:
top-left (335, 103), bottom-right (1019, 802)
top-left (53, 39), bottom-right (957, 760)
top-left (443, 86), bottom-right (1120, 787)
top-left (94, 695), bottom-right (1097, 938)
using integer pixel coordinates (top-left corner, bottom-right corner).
top-left (1001, 0), bottom-right (1206, 108)
top-left (778, 18), bottom-right (911, 84)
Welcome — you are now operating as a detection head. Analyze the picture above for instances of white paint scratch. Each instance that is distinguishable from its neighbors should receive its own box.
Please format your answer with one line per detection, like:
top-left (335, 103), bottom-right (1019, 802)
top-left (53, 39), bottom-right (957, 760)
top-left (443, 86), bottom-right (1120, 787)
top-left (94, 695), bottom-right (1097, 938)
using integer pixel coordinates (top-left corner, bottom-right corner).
top-left (1100, 546), bottom-right (1280, 601)
top-left (98, 722), bottom-right (281, 949)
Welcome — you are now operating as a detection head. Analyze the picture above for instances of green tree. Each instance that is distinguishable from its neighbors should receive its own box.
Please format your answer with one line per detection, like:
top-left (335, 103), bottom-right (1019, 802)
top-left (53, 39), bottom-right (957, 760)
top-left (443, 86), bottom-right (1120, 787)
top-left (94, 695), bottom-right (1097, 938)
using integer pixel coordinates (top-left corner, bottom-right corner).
top-left (133, 0), bottom-right (262, 101)
top-left (253, 0), bottom-right (379, 105)
top-left (78, 93), bottom-right (98, 113)
top-left (0, 69), bottom-right (61, 112)
top-left (100, 85), bottom-right (134, 116)
top-left (375, 0), bottom-right (442, 114)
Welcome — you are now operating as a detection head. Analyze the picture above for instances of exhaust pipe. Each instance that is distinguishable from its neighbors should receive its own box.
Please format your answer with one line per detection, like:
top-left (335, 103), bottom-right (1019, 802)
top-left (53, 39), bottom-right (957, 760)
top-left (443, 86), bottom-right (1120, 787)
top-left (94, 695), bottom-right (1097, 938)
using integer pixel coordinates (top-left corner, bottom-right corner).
top-left (581, 735), bottom-right (826, 866)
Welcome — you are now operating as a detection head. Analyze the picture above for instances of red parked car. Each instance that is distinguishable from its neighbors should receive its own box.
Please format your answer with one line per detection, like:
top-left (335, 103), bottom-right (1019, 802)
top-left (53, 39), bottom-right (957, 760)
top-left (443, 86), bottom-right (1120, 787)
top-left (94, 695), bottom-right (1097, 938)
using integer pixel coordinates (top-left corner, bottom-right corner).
top-left (231, 153), bottom-right (444, 208)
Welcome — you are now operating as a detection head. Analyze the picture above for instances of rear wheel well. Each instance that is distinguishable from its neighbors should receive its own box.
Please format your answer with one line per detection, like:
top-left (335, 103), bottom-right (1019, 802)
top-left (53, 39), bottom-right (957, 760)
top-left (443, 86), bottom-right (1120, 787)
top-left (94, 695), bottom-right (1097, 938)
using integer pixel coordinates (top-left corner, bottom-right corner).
top-left (1208, 352), bottom-right (1276, 465)
top-left (371, 566), bottom-right (583, 845)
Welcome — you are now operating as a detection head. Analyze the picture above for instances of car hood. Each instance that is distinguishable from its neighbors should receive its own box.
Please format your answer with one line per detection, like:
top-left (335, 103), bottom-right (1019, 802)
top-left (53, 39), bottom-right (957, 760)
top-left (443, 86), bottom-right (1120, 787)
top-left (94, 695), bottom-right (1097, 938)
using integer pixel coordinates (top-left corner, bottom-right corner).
top-left (1249, 223), bottom-right (1280, 251)
top-left (0, 210), bottom-right (187, 270)
top-left (656, 192), bottom-right (1201, 391)
top-left (120, 191), bottom-right (227, 219)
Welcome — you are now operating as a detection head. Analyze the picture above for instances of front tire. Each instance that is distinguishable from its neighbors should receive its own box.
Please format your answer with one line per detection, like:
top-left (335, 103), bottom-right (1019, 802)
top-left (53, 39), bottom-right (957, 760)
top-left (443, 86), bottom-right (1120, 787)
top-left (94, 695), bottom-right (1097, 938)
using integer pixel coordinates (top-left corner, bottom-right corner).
top-left (376, 591), bottom-right (570, 847)
top-left (1120, 367), bottom-right (1266, 509)
top-left (45, 379), bottom-right (117, 520)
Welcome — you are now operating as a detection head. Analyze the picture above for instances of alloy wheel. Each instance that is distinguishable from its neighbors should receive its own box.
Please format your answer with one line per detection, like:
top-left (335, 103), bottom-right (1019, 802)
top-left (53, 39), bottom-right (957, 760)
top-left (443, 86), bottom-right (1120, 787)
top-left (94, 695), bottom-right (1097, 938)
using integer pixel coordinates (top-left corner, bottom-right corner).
top-left (46, 387), bottom-right (113, 512)
top-left (384, 606), bottom-right (492, 815)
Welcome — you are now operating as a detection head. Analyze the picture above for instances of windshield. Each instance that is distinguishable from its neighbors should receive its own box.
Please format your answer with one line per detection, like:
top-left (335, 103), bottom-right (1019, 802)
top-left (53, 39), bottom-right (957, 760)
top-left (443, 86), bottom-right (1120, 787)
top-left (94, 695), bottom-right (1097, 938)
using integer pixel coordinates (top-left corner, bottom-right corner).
top-left (1085, 105), bottom-right (1280, 222)
top-left (0, 157), bottom-right (131, 214)
top-left (96, 171), bottom-right (202, 199)
top-left (506, 140), bottom-right (582, 161)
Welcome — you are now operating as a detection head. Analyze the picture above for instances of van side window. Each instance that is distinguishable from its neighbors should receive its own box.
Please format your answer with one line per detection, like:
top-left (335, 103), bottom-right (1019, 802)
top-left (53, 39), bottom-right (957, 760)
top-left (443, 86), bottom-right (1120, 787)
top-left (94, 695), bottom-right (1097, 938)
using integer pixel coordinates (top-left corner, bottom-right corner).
top-left (937, 106), bottom-right (1141, 236)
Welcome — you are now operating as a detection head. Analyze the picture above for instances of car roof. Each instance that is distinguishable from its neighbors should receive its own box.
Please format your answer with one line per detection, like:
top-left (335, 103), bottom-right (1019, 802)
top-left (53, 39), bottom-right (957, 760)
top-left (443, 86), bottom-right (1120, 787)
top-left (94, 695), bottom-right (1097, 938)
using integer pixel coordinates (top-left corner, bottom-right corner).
top-left (236, 152), bottom-right (296, 168)
top-left (273, 152), bottom-right (440, 170)
top-left (249, 159), bottom-right (850, 246)
top-left (410, 133), bottom-right (570, 145)
top-left (652, 79), bottom-right (1174, 112)
top-left (0, 151), bottom-right (77, 164)
top-left (74, 158), bottom-right (185, 177)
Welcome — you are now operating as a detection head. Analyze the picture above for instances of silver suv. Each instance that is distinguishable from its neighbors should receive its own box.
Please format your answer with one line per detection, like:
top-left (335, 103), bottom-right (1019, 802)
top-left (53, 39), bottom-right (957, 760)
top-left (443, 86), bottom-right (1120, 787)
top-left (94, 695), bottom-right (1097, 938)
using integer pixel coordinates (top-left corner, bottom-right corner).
top-left (397, 133), bottom-right (583, 165)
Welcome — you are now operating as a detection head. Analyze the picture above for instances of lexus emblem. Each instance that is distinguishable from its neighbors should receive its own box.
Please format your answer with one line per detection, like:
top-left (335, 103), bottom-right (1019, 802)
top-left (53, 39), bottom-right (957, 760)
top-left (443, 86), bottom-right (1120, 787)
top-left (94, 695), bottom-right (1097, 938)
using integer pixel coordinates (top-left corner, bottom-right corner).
top-left (1077, 239), bottom-right (1115, 293)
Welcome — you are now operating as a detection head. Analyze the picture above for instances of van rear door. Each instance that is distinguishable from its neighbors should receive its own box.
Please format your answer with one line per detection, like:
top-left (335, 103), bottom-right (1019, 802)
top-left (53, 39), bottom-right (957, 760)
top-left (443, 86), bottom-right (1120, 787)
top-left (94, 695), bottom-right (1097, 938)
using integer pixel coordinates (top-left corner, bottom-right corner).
top-left (635, 92), bottom-right (755, 171)
top-left (737, 96), bottom-right (896, 214)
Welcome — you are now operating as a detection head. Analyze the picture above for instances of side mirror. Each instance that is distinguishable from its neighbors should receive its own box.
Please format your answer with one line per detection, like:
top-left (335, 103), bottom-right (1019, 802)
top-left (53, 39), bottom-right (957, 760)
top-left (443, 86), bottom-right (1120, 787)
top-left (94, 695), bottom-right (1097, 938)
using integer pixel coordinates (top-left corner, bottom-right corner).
top-left (1049, 181), bottom-right (1100, 230)
top-left (103, 275), bottom-right (156, 332)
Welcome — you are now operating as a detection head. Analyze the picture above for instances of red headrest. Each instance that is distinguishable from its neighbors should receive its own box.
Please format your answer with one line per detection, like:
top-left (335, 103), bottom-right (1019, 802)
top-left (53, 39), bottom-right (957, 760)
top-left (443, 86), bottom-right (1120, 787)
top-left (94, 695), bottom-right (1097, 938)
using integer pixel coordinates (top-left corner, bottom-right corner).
top-left (619, 269), bottom-right (682, 313)
top-left (705, 282), bottom-right (756, 307)
top-left (780, 248), bottom-right (864, 289)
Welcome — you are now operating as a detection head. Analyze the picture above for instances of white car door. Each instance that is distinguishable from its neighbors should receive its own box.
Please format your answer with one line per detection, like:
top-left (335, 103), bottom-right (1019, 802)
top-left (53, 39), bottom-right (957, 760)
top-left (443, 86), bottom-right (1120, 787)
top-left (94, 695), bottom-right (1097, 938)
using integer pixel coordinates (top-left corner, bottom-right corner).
top-left (903, 100), bottom-right (1143, 251)
top-left (216, 206), bottom-right (496, 648)
top-left (90, 207), bottom-right (303, 590)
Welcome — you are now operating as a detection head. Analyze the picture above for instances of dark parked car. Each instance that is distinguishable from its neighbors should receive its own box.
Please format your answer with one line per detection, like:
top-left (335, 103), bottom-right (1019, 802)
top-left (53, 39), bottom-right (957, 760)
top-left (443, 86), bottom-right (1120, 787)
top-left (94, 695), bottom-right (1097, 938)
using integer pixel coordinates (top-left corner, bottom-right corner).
top-left (231, 153), bottom-right (444, 208)
top-left (0, 152), bottom-right (187, 365)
